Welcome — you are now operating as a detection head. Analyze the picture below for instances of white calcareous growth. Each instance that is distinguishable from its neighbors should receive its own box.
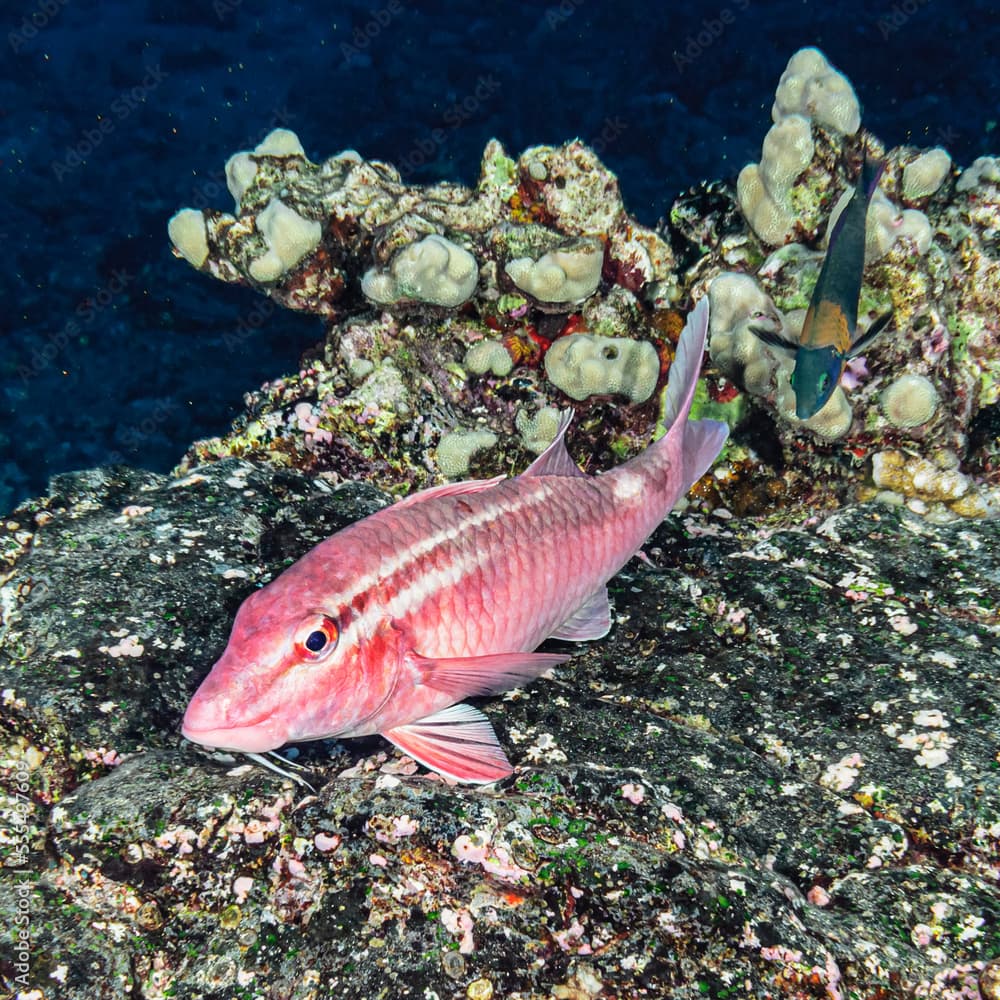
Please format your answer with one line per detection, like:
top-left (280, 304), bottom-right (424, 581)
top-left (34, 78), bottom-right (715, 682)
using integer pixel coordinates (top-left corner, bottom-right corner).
top-left (901, 148), bottom-right (952, 201)
top-left (771, 46), bottom-right (861, 135)
top-left (226, 128), bottom-right (308, 207)
top-left (464, 340), bottom-right (514, 377)
top-left (737, 115), bottom-right (815, 245)
top-left (956, 155), bottom-right (1000, 193)
top-left (880, 374), bottom-right (939, 428)
top-left (362, 234), bottom-right (479, 308)
top-left (505, 238), bottom-right (603, 304)
top-left (515, 406), bottom-right (564, 455)
top-left (544, 333), bottom-right (660, 403)
top-left (738, 47), bottom-right (860, 245)
top-left (436, 428), bottom-right (498, 478)
top-left (825, 186), bottom-right (933, 262)
top-left (707, 272), bottom-right (786, 395)
top-left (167, 209), bottom-right (210, 268)
top-left (248, 197), bottom-right (323, 282)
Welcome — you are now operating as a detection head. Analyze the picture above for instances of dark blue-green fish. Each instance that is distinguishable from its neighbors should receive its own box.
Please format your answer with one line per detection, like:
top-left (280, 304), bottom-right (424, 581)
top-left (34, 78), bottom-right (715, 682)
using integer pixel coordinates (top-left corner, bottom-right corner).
top-left (753, 151), bottom-right (892, 419)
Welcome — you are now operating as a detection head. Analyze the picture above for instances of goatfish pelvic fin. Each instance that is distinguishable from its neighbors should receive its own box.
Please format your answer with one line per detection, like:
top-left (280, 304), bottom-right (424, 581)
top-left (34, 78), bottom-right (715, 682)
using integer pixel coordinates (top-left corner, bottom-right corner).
top-left (383, 703), bottom-right (516, 784)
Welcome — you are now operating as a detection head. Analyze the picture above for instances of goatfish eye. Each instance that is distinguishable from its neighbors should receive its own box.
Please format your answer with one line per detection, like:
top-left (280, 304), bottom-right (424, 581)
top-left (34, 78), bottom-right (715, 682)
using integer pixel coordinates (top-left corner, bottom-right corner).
top-left (294, 614), bottom-right (340, 661)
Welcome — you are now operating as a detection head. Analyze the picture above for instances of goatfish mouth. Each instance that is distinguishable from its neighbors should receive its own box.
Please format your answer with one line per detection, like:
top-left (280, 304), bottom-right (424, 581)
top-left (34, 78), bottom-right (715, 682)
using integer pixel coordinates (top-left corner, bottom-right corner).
top-left (182, 688), bottom-right (283, 754)
top-left (180, 720), bottom-right (283, 754)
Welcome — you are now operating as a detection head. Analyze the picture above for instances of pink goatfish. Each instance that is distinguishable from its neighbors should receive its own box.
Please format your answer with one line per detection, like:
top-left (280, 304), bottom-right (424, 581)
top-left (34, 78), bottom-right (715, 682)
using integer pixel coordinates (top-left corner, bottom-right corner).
top-left (182, 299), bottom-right (727, 783)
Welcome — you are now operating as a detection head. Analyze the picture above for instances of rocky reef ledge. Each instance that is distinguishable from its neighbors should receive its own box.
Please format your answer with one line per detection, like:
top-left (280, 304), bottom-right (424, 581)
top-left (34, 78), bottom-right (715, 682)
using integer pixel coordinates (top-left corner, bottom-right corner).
top-left (1, 459), bottom-right (997, 998)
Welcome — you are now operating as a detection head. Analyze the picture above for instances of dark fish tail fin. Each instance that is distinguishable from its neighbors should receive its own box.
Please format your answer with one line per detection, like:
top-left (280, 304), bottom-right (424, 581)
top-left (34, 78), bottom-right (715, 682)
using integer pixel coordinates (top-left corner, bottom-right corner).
top-left (859, 140), bottom-right (886, 201)
top-left (827, 140), bottom-right (886, 257)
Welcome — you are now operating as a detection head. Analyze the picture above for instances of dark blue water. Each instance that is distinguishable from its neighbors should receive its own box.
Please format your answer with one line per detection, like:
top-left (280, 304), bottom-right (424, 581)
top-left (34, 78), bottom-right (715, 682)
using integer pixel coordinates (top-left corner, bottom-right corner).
top-left (2, 0), bottom-right (997, 513)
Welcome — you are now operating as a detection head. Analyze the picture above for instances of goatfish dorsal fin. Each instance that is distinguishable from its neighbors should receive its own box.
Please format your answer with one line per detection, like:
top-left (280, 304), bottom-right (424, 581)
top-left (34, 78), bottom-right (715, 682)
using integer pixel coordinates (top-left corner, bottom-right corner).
top-left (521, 410), bottom-right (587, 478)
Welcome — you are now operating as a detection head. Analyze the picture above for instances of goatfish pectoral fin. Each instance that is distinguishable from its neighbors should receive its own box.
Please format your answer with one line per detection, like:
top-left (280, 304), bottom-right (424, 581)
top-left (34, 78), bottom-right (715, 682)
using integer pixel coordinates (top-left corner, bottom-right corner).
top-left (414, 650), bottom-right (571, 700)
top-left (848, 311), bottom-right (893, 358)
top-left (549, 587), bottom-right (612, 641)
top-left (382, 703), bottom-right (513, 783)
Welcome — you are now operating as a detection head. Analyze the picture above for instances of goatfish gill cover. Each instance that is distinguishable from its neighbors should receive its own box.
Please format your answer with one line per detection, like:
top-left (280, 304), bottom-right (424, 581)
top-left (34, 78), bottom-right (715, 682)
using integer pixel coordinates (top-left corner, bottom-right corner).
top-left (181, 299), bottom-right (728, 783)
top-left (752, 148), bottom-right (893, 420)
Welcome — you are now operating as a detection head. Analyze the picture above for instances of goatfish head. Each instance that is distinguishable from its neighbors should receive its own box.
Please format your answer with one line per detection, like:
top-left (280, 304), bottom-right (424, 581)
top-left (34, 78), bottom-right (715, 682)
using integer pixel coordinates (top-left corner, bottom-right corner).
top-left (751, 145), bottom-right (893, 420)
top-left (182, 559), bottom-right (398, 754)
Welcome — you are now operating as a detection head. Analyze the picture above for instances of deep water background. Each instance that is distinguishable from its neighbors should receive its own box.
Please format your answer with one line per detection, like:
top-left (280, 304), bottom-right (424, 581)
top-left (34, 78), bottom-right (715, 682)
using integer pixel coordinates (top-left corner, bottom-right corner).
top-left (1, 0), bottom-right (997, 514)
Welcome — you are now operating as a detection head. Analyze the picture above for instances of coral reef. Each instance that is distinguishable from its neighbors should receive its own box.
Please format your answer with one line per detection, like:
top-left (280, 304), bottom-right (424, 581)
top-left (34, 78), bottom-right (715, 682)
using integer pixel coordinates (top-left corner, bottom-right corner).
top-left (771, 47), bottom-right (861, 134)
top-left (880, 373), bottom-right (939, 429)
top-left (901, 147), bottom-right (952, 202)
top-left (698, 48), bottom-right (998, 520)
top-left (737, 47), bottom-right (861, 245)
top-left (505, 238), bottom-right (604, 304)
top-left (167, 47), bottom-right (997, 523)
top-left (435, 427), bottom-right (498, 478)
top-left (464, 339), bottom-right (514, 377)
top-left (362, 233), bottom-right (479, 308)
top-left (515, 405), bottom-right (563, 454)
top-left (170, 134), bottom-right (687, 495)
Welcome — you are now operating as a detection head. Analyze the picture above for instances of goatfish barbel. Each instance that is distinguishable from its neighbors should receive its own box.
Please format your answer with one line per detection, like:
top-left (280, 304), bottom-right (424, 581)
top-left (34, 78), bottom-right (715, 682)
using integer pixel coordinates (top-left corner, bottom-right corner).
top-left (182, 299), bottom-right (728, 783)
top-left (752, 148), bottom-right (893, 419)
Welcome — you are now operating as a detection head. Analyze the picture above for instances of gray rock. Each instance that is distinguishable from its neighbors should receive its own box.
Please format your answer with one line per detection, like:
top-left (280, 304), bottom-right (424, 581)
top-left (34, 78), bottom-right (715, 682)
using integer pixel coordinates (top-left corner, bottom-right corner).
top-left (2, 461), bottom-right (998, 998)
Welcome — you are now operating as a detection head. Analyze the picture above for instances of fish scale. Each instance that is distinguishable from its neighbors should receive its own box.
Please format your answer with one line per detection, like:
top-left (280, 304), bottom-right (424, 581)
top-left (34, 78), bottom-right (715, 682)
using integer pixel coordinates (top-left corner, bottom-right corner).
top-left (384, 477), bottom-right (614, 657)
top-left (182, 299), bottom-right (728, 782)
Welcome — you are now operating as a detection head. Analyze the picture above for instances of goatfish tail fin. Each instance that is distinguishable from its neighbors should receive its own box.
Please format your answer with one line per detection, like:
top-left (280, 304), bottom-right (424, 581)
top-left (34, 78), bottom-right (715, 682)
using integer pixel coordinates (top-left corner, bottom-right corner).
top-left (656, 297), bottom-right (729, 490)
top-left (660, 297), bottom-right (710, 429)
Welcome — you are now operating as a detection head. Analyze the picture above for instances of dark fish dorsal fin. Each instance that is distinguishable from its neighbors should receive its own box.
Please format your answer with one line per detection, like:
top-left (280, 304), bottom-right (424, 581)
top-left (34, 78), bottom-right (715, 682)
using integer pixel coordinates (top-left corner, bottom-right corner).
top-left (521, 410), bottom-right (587, 478)
top-left (392, 475), bottom-right (506, 511)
